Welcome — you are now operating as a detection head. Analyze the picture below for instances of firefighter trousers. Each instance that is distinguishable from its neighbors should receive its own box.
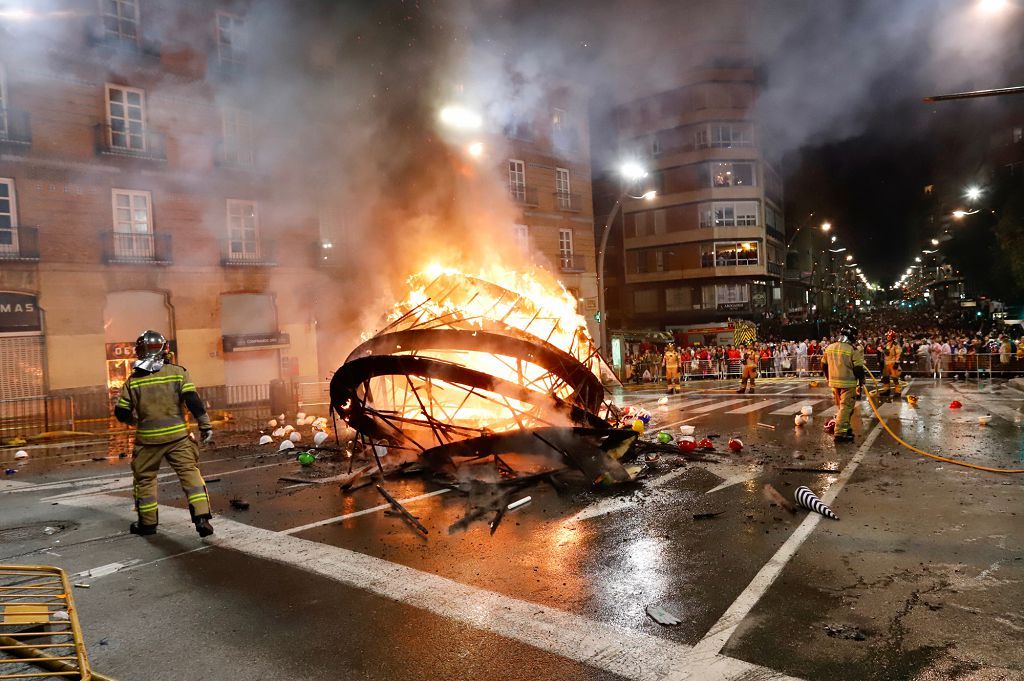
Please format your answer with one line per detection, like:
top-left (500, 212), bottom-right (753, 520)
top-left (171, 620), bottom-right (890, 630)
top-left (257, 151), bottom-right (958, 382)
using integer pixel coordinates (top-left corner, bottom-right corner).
top-left (741, 366), bottom-right (757, 388)
top-left (831, 387), bottom-right (856, 435)
top-left (132, 436), bottom-right (210, 526)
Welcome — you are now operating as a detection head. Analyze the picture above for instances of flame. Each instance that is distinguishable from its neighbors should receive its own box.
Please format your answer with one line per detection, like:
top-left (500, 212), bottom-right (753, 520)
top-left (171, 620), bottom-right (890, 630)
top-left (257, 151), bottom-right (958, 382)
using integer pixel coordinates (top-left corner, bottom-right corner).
top-left (359, 261), bottom-right (607, 438)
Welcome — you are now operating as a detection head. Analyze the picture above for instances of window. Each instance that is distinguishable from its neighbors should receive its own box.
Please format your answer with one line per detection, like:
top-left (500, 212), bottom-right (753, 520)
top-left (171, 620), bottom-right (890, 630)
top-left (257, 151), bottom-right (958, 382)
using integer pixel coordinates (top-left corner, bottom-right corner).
top-left (651, 135), bottom-right (662, 156)
top-left (701, 241), bottom-right (759, 267)
top-left (509, 159), bottom-right (526, 201)
top-left (710, 124), bottom-right (753, 148)
top-left (552, 108), bottom-right (565, 130)
top-left (222, 108), bottom-right (254, 166)
top-left (106, 84), bottom-right (146, 151)
top-left (0, 65), bottom-right (7, 138)
top-left (653, 209), bottom-right (666, 234)
top-left (654, 250), bottom-right (665, 272)
top-left (694, 126), bottom-right (709, 149)
top-left (216, 12), bottom-right (247, 69)
top-left (102, 0), bottom-right (139, 43)
top-left (700, 201), bottom-right (758, 227)
top-left (227, 200), bottom-right (259, 260)
top-left (711, 161), bottom-right (755, 187)
top-left (0, 179), bottom-right (17, 255)
top-left (111, 189), bottom-right (152, 259)
top-left (633, 212), bottom-right (648, 237)
top-left (716, 283), bottom-right (750, 306)
top-left (633, 289), bottom-right (658, 314)
top-left (513, 224), bottom-right (529, 254)
top-left (555, 167), bottom-right (571, 208)
top-left (665, 286), bottom-right (694, 311)
top-left (558, 228), bottom-right (573, 258)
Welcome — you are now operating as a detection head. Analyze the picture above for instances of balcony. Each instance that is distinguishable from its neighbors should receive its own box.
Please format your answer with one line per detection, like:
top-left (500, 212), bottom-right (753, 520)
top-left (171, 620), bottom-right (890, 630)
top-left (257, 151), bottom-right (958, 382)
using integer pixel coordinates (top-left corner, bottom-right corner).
top-left (0, 109), bottom-right (32, 148)
top-left (767, 262), bottom-right (784, 277)
top-left (511, 184), bottom-right (539, 207)
top-left (84, 16), bottom-right (161, 62)
top-left (0, 226), bottom-right (40, 262)
top-left (102, 231), bottom-right (172, 265)
top-left (207, 56), bottom-right (247, 81)
top-left (222, 239), bottom-right (276, 267)
top-left (553, 191), bottom-right (583, 212)
top-left (214, 141), bottom-right (258, 170)
top-left (94, 124), bottom-right (167, 162)
top-left (559, 253), bottom-right (586, 273)
top-left (766, 226), bottom-right (785, 242)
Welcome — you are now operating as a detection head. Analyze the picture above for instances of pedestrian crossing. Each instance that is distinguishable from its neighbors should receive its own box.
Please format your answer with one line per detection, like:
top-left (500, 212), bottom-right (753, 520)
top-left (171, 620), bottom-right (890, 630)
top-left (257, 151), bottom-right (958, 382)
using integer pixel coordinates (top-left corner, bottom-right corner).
top-left (725, 399), bottom-right (786, 414)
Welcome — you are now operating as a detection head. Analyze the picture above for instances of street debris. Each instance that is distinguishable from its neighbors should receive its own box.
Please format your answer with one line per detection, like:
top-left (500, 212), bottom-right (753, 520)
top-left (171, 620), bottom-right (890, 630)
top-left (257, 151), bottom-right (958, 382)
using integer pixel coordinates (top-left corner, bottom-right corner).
top-left (727, 437), bottom-right (744, 452)
top-left (646, 605), bottom-right (682, 626)
top-left (977, 414), bottom-right (992, 426)
top-left (763, 483), bottom-right (796, 513)
top-left (297, 451), bottom-right (316, 466)
top-left (507, 496), bottom-right (532, 511)
top-left (794, 413), bottom-right (809, 427)
top-left (757, 423), bottom-right (776, 430)
top-left (692, 510), bottom-right (725, 520)
top-left (824, 624), bottom-right (867, 641)
top-left (313, 431), bottom-right (329, 447)
top-left (795, 485), bottom-right (838, 519)
top-left (782, 466), bottom-right (840, 474)
top-left (278, 440), bottom-right (295, 452)
top-left (824, 418), bottom-right (837, 434)
top-left (14, 450), bottom-right (28, 459)
top-left (377, 485), bottom-right (429, 536)
top-left (229, 498), bottom-right (250, 510)
top-left (258, 435), bottom-right (273, 445)
top-left (950, 400), bottom-right (963, 409)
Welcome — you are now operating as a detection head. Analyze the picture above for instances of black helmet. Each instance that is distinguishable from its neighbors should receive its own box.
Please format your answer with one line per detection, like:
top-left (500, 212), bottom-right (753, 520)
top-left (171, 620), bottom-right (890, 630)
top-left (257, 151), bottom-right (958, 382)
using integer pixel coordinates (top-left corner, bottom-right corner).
top-left (839, 325), bottom-right (858, 343)
top-left (135, 330), bottom-right (167, 360)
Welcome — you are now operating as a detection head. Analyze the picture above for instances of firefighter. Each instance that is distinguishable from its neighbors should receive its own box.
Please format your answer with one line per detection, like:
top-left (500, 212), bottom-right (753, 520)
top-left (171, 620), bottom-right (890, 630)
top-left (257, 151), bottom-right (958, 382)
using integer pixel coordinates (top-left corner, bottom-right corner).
top-left (736, 343), bottom-right (758, 393)
top-left (114, 330), bottom-right (214, 537)
top-left (879, 330), bottom-right (902, 396)
top-left (822, 325), bottom-right (865, 443)
top-left (663, 342), bottom-right (681, 394)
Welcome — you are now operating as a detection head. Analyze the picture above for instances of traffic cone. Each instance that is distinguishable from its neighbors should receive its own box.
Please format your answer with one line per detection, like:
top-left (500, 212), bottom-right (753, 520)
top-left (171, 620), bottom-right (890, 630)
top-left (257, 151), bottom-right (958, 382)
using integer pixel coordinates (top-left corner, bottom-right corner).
top-left (794, 485), bottom-right (838, 519)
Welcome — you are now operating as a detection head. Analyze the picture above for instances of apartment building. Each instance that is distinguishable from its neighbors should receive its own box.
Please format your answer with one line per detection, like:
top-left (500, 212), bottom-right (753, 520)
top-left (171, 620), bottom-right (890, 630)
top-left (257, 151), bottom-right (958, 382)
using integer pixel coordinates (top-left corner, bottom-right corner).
top-left (597, 44), bottom-right (785, 346)
top-left (0, 1), bottom-right (328, 413)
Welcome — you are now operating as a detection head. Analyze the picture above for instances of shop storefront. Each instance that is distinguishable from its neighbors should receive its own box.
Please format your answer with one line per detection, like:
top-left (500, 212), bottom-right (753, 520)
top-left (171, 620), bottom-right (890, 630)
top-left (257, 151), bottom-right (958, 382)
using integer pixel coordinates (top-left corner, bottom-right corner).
top-left (221, 293), bottom-right (286, 387)
top-left (103, 291), bottom-right (174, 405)
top-left (0, 291), bottom-right (45, 399)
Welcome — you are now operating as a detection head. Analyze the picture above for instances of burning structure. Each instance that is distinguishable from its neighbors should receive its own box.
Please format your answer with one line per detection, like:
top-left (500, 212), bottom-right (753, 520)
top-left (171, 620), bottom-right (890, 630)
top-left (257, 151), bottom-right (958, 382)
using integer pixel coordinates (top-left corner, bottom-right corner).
top-left (330, 265), bottom-right (641, 485)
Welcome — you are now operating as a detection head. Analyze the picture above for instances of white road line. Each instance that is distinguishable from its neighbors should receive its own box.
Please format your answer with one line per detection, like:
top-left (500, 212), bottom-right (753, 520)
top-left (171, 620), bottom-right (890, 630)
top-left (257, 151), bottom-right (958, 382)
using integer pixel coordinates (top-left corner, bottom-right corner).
top-left (281, 488), bottom-right (452, 535)
top-left (57, 493), bottom-right (802, 681)
top-left (769, 399), bottom-right (827, 416)
top-left (656, 414), bottom-right (706, 431)
top-left (776, 384), bottom-right (802, 394)
top-left (725, 399), bottom-right (786, 414)
top-left (689, 399), bottom-right (750, 414)
top-left (693, 422), bottom-right (884, 656)
top-left (566, 467), bottom-right (691, 523)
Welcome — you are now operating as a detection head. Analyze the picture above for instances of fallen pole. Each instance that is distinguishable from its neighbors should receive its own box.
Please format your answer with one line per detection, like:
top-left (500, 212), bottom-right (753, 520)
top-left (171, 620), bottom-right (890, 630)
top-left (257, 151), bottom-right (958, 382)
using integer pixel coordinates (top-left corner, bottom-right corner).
top-left (376, 485), bottom-right (429, 536)
top-left (0, 634), bottom-right (118, 681)
top-left (923, 85), bottom-right (1024, 102)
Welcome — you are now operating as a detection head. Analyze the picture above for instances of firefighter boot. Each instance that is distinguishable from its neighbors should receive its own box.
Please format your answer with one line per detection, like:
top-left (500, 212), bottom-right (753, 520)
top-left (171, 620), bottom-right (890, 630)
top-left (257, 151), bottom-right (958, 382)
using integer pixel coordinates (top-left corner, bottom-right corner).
top-left (129, 522), bottom-right (157, 536)
top-left (194, 515), bottom-right (214, 537)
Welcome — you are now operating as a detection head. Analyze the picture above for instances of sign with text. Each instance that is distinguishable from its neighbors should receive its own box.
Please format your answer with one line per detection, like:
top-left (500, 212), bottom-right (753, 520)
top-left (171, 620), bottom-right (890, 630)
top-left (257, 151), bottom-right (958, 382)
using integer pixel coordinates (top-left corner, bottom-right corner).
top-left (0, 292), bottom-right (42, 333)
top-left (222, 332), bottom-right (290, 352)
top-left (106, 339), bottom-right (178, 361)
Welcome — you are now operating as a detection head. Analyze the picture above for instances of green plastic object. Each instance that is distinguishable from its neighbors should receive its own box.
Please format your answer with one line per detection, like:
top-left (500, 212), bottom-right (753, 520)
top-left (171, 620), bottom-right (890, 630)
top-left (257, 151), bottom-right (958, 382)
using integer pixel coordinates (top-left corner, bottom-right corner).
top-left (657, 431), bottom-right (672, 444)
top-left (297, 451), bottom-right (316, 466)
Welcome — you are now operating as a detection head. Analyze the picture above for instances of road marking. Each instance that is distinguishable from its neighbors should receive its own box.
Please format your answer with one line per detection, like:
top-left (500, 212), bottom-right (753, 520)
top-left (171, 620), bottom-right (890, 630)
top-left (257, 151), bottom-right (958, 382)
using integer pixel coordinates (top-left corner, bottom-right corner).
top-left (281, 488), bottom-right (452, 535)
top-left (74, 560), bottom-right (142, 579)
top-left (776, 384), bottom-right (801, 394)
top-left (693, 422), bottom-right (884, 656)
top-left (725, 399), bottom-right (786, 414)
top-left (769, 399), bottom-right (827, 416)
top-left (689, 399), bottom-right (750, 414)
top-left (57, 493), bottom-right (802, 681)
top-left (566, 467), bottom-right (691, 523)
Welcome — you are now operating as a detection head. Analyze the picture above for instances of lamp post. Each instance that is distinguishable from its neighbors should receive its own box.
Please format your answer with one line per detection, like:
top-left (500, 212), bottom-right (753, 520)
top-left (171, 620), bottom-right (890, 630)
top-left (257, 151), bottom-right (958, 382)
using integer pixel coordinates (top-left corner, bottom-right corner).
top-left (596, 164), bottom-right (656, 354)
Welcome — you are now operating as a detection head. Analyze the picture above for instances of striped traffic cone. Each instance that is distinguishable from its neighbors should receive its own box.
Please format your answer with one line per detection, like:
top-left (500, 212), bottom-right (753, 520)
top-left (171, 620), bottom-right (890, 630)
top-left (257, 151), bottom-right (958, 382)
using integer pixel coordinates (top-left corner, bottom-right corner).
top-left (794, 485), bottom-right (838, 520)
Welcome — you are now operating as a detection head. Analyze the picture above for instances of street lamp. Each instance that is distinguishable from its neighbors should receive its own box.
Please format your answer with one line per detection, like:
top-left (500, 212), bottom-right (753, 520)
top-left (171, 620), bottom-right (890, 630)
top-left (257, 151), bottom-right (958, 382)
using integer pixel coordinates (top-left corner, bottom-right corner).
top-left (845, 254), bottom-right (853, 261)
top-left (438, 104), bottom-right (482, 130)
top-left (965, 186), bottom-right (983, 202)
top-left (828, 247), bottom-right (847, 253)
top-left (821, 222), bottom-right (832, 232)
top-left (931, 238), bottom-right (940, 246)
top-left (952, 208), bottom-right (980, 219)
top-left (597, 165), bottom-right (656, 354)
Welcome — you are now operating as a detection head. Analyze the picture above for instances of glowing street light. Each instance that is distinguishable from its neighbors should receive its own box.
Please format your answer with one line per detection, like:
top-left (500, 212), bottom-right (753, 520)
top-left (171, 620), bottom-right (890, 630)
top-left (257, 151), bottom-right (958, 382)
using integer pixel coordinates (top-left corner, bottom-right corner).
top-left (619, 161), bottom-right (648, 182)
top-left (821, 222), bottom-right (832, 232)
top-left (978, 0), bottom-right (1010, 14)
top-left (845, 254), bottom-right (854, 261)
top-left (931, 238), bottom-right (940, 246)
top-left (466, 141), bottom-right (485, 158)
top-left (639, 190), bottom-right (657, 200)
top-left (915, 256), bottom-right (922, 262)
top-left (438, 104), bottom-right (482, 130)
top-left (965, 186), bottom-right (983, 202)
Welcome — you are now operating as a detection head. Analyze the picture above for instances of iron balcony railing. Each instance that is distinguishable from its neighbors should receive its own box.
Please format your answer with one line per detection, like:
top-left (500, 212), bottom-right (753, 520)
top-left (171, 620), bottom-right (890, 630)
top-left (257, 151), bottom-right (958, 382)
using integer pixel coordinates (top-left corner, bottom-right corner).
top-left (94, 123), bottom-right (167, 161)
top-left (222, 239), bottom-right (276, 266)
top-left (511, 183), bottom-right (539, 206)
top-left (559, 253), bottom-right (586, 273)
top-left (553, 191), bottom-right (583, 212)
top-left (767, 262), bottom-right (784, 276)
top-left (84, 15), bottom-right (162, 60)
top-left (0, 226), bottom-right (40, 261)
top-left (207, 55), bottom-right (248, 80)
top-left (214, 140), bottom-right (257, 169)
top-left (101, 231), bottom-right (172, 264)
top-left (0, 108), bottom-right (32, 146)
top-left (766, 226), bottom-right (785, 242)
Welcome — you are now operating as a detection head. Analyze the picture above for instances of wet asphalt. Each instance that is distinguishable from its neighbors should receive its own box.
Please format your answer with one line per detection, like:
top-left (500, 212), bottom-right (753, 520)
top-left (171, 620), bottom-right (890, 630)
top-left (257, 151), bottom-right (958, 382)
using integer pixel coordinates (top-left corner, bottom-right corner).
top-left (1, 377), bottom-right (1022, 681)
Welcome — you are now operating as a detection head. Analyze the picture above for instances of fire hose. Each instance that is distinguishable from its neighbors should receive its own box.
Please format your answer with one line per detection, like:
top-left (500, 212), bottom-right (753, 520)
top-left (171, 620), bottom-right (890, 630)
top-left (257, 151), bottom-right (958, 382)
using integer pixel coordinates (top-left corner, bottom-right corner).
top-left (862, 367), bottom-right (1024, 474)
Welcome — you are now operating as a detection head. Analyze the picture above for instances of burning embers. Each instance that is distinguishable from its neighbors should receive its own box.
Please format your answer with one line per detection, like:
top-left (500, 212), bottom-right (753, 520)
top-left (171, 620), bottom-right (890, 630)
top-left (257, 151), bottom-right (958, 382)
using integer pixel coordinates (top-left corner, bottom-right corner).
top-left (330, 265), bottom-right (634, 486)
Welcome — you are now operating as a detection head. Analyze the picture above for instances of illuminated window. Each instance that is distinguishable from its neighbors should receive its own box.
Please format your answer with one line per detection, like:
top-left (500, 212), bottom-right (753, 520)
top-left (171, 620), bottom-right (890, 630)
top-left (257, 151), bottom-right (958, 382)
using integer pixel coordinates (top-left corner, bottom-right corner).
top-left (216, 12), bottom-right (247, 69)
top-left (111, 189), bottom-right (153, 259)
top-left (552, 108), bottom-right (565, 130)
top-left (715, 283), bottom-right (750, 305)
top-left (102, 0), bottom-right (139, 43)
top-left (710, 162), bottom-right (755, 187)
top-left (699, 201), bottom-right (758, 227)
top-left (701, 241), bottom-right (759, 267)
top-left (559, 228), bottom-right (573, 258)
top-left (105, 84), bottom-right (146, 151)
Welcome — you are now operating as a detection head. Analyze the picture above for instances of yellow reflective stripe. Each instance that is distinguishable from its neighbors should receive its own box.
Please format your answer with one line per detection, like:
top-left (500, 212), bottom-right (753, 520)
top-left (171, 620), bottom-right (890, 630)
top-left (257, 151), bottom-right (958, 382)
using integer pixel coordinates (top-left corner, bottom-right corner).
top-left (131, 375), bottom-right (185, 387)
top-left (187, 494), bottom-right (208, 503)
top-left (181, 383), bottom-right (196, 393)
top-left (137, 502), bottom-right (159, 511)
top-left (137, 423), bottom-right (188, 436)
top-left (116, 399), bottom-right (130, 407)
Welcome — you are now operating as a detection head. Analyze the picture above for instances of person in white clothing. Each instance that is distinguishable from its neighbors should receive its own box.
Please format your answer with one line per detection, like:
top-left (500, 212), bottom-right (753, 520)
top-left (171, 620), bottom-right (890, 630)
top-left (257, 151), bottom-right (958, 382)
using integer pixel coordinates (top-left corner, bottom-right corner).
top-left (928, 338), bottom-right (943, 378)
top-left (795, 340), bottom-right (809, 376)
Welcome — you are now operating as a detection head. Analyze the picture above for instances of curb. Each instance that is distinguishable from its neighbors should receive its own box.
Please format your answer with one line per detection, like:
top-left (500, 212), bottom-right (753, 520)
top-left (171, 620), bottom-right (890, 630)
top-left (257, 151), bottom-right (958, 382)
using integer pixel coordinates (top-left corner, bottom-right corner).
top-left (1008, 377), bottom-right (1024, 393)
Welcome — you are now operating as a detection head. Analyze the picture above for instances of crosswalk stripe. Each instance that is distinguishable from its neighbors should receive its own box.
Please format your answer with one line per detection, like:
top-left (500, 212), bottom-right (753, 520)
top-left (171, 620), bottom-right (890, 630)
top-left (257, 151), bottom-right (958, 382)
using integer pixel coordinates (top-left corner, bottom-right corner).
top-left (726, 399), bottom-right (787, 414)
top-left (769, 399), bottom-right (827, 416)
top-left (689, 398), bottom-right (751, 413)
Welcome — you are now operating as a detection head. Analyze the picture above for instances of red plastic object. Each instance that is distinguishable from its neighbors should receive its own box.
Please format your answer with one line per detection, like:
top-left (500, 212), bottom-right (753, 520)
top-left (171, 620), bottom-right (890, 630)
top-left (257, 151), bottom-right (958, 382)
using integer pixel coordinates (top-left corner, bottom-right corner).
top-left (823, 418), bottom-right (836, 434)
top-left (678, 438), bottom-right (697, 452)
top-left (949, 400), bottom-right (963, 409)
top-left (697, 437), bottom-right (715, 451)
top-left (727, 438), bottom-right (743, 451)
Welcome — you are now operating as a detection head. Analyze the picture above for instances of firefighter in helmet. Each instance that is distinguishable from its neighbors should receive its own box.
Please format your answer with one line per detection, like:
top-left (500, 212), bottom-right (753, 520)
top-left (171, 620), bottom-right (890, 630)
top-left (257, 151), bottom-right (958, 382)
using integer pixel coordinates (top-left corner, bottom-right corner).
top-left (736, 343), bottom-right (759, 394)
top-left (663, 342), bottom-right (681, 394)
top-left (114, 330), bottom-right (214, 537)
top-left (822, 325), bottom-right (865, 442)
top-left (879, 330), bottom-right (902, 396)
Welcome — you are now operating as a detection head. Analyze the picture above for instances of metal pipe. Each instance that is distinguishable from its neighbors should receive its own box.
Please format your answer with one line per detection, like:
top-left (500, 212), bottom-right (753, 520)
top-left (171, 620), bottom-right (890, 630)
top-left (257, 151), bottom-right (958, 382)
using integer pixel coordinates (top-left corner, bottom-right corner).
top-left (596, 194), bottom-right (625, 356)
top-left (0, 634), bottom-right (118, 681)
top-left (923, 85), bottom-right (1024, 102)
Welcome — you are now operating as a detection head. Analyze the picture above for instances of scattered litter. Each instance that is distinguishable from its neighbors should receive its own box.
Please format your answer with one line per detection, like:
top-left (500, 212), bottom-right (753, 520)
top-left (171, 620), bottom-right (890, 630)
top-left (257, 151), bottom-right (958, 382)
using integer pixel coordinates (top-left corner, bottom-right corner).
top-left (800, 405), bottom-right (814, 416)
top-left (52, 610), bottom-right (69, 621)
top-left (657, 396), bottom-right (668, 406)
top-left (229, 498), bottom-right (250, 510)
top-left (296, 411), bottom-right (307, 422)
top-left (727, 437), bottom-right (743, 452)
top-left (76, 561), bottom-right (138, 579)
top-left (645, 452), bottom-right (660, 462)
top-left (278, 413), bottom-right (285, 421)
top-left (782, 467), bottom-right (840, 474)
top-left (692, 511), bottom-right (724, 520)
top-left (757, 423), bottom-right (776, 431)
top-left (278, 440), bottom-right (295, 452)
top-left (697, 438), bottom-right (714, 452)
top-left (646, 605), bottom-right (682, 626)
top-left (678, 438), bottom-right (697, 453)
top-left (824, 624), bottom-right (867, 641)
top-left (268, 419), bottom-right (278, 428)
top-left (14, 450), bottom-right (28, 459)
top-left (73, 583), bottom-right (90, 589)
top-left (906, 395), bottom-right (919, 406)
top-left (794, 413), bottom-right (809, 427)
top-left (42, 526), bottom-right (58, 535)
top-left (631, 419), bottom-right (645, 434)
top-left (763, 483), bottom-right (796, 513)
top-left (977, 415), bottom-right (992, 426)
top-left (507, 496), bottom-right (532, 511)
top-left (823, 418), bottom-right (836, 434)
top-left (4, 469), bottom-right (15, 475)
top-left (949, 400), bottom-right (963, 409)
top-left (289, 431), bottom-right (302, 442)
top-left (283, 425), bottom-right (295, 434)
top-left (118, 452), bottom-right (128, 459)
top-left (679, 425), bottom-right (695, 436)
top-left (205, 477), bottom-right (221, 483)
top-left (313, 431), bottom-right (329, 447)
top-left (795, 485), bottom-right (838, 519)
top-left (297, 451), bottom-right (316, 466)
top-left (272, 427), bottom-right (286, 438)
top-left (377, 484), bottom-right (429, 536)
top-left (656, 431), bottom-right (673, 444)
top-left (258, 435), bottom-right (273, 445)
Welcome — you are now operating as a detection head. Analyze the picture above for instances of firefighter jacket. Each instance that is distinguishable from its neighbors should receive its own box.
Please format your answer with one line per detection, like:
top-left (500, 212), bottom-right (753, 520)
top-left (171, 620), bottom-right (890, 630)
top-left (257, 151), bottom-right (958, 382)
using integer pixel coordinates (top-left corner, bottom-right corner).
top-left (664, 349), bottom-right (680, 370)
top-left (116, 364), bottom-right (211, 444)
top-left (822, 341), bottom-right (865, 389)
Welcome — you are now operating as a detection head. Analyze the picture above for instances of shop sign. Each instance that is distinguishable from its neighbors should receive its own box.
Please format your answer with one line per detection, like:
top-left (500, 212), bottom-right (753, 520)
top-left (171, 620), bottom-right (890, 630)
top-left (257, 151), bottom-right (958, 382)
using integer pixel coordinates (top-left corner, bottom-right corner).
top-left (223, 332), bottom-right (290, 352)
top-left (106, 339), bottom-right (178, 361)
top-left (718, 302), bottom-right (747, 311)
top-left (0, 292), bottom-right (42, 333)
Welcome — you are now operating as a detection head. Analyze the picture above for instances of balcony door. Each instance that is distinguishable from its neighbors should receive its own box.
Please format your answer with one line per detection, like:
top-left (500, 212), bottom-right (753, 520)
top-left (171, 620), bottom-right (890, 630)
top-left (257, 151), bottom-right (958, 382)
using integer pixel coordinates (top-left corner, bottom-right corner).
top-left (227, 199), bottom-right (260, 262)
top-left (0, 179), bottom-right (18, 256)
top-left (111, 189), bottom-right (153, 259)
top-left (558, 228), bottom-right (574, 268)
top-left (106, 84), bottom-right (146, 152)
